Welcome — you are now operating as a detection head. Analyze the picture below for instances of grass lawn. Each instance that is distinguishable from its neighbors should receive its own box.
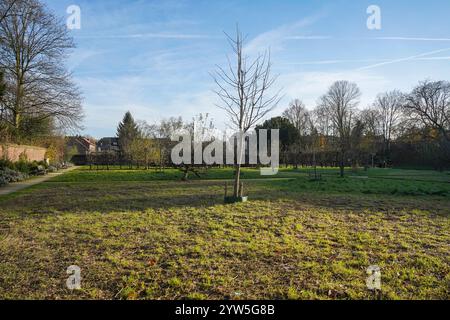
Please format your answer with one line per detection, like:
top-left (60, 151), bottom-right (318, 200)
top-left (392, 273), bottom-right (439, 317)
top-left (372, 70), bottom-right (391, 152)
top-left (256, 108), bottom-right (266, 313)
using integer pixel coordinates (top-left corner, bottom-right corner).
top-left (0, 167), bottom-right (449, 299)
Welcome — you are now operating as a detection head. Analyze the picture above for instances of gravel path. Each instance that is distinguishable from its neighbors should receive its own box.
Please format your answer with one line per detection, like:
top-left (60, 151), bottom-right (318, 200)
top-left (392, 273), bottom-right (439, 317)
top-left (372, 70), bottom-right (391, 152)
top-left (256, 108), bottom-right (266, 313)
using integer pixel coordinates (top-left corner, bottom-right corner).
top-left (0, 166), bottom-right (78, 196)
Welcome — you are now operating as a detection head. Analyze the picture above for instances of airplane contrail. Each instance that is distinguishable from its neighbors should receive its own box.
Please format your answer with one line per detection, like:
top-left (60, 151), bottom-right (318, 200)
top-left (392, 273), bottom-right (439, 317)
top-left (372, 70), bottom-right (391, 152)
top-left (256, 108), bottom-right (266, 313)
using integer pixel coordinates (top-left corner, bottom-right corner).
top-left (357, 47), bottom-right (450, 71)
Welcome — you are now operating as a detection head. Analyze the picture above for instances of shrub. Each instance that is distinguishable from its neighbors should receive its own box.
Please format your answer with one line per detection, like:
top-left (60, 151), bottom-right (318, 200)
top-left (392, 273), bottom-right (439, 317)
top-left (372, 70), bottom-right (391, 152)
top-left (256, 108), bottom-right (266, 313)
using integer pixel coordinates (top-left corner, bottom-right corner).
top-left (0, 159), bottom-right (50, 180)
top-left (36, 161), bottom-right (49, 169)
top-left (28, 163), bottom-right (40, 174)
top-left (0, 168), bottom-right (29, 185)
top-left (0, 176), bottom-right (8, 186)
top-left (13, 160), bottom-right (31, 174)
top-left (0, 159), bottom-right (13, 170)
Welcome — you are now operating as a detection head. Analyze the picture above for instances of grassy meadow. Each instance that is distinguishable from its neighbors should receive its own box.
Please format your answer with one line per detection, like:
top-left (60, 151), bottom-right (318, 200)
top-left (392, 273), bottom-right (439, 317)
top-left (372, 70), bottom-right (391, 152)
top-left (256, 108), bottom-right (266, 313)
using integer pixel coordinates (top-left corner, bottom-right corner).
top-left (0, 167), bottom-right (449, 299)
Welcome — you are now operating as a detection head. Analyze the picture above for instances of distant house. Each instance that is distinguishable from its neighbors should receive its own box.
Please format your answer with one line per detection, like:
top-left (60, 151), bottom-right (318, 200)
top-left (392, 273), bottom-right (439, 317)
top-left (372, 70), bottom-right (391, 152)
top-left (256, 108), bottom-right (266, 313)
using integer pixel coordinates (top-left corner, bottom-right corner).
top-left (97, 137), bottom-right (120, 153)
top-left (65, 136), bottom-right (96, 165)
top-left (66, 136), bottom-right (96, 155)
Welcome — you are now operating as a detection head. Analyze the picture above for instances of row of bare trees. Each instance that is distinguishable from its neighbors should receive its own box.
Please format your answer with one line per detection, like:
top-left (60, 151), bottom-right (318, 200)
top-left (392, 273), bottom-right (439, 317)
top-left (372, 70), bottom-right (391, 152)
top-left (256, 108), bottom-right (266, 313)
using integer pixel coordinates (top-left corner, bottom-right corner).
top-left (279, 80), bottom-right (450, 175)
top-left (89, 112), bottom-right (218, 179)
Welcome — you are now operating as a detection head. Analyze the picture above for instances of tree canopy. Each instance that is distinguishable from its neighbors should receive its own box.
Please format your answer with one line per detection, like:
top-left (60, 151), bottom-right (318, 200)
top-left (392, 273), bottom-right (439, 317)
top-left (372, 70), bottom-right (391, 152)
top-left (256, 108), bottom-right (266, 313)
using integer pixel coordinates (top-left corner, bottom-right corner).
top-left (256, 116), bottom-right (300, 152)
top-left (0, 0), bottom-right (83, 142)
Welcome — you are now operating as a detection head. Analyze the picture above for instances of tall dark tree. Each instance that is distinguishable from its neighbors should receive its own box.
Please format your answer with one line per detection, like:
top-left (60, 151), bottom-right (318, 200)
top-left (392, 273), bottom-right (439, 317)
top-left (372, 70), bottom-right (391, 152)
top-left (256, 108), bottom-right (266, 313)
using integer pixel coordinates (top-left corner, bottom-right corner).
top-left (256, 117), bottom-right (299, 152)
top-left (117, 111), bottom-right (140, 158)
top-left (349, 119), bottom-right (365, 170)
top-left (256, 117), bottom-right (299, 166)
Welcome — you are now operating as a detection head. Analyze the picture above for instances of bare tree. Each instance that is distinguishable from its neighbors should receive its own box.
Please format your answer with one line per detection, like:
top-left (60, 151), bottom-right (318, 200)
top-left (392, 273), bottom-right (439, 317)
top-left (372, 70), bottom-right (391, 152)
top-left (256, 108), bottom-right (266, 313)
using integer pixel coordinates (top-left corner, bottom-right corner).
top-left (373, 90), bottom-right (404, 161)
top-left (404, 80), bottom-right (450, 142)
top-left (212, 27), bottom-right (281, 197)
top-left (360, 107), bottom-right (382, 167)
top-left (0, 0), bottom-right (83, 139)
top-left (156, 116), bottom-right (184, 170)
top-left (0, 0), bottom-right (16, 140)
top-left (179, 113), bottom-right (215, 181)
top-left (312, 104), bottom-right (333, 137)
top-left (283, 99), bottom-right (310, 136)
top-left (159, 117), bottom-right (184, 139)
top-left (318, 81), bottom-right (361, 177)
top-left (282, 99), bottom-right (310, 168)
top-left (130, 122), bottom-right (159, 170)
top-left (360, 107), bottom-right (381, 137)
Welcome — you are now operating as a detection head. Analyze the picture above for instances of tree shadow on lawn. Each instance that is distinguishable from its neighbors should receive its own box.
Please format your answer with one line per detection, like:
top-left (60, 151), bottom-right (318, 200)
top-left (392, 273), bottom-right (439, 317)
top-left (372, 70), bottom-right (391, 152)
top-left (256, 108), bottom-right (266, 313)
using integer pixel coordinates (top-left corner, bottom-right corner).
top-left (1, 179), bottom-right (449, 300)
top-left (1, 179), bottom-right (449, 217)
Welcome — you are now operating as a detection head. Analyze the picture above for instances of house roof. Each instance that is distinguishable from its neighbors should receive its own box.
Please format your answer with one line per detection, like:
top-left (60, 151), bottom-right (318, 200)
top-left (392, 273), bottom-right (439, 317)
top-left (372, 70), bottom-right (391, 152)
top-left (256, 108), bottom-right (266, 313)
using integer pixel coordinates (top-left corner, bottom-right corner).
top-left (67, 136), bottom-right (96, 150)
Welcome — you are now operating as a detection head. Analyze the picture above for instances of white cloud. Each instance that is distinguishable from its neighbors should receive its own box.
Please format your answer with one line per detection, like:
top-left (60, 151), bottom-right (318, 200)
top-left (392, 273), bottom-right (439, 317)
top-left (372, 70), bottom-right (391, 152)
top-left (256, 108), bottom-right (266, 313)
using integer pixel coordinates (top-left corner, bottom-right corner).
top-left (280, 59), bottom-right (387, 66)
top-left (68, 49), bottom-right (104, 72)
top-left (284, 35), bottom-right (331, 40)
top-left (244, 15), bottom-right (325, 55)
top-left (77, 33), bottom-right (215, 40)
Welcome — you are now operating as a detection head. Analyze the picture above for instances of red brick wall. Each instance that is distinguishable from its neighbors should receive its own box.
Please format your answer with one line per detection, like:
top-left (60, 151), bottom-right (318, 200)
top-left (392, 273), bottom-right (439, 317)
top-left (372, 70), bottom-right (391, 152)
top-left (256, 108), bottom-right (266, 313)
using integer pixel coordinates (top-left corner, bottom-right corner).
top-left (0, 144), bottom-right (47, 162)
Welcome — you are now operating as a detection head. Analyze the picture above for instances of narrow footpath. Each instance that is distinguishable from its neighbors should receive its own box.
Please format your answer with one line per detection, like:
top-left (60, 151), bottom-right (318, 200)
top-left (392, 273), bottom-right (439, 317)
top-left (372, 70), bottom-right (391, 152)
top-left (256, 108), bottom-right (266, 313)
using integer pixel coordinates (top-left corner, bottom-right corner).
top-left (0, 166), bottom-right (77, 196)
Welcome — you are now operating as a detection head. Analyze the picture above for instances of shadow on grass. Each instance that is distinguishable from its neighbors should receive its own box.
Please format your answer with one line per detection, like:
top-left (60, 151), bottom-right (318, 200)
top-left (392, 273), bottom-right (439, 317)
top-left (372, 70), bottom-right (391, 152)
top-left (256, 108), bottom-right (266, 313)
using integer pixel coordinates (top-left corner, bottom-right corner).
top-left (1, 178), bottom-right (449, 217)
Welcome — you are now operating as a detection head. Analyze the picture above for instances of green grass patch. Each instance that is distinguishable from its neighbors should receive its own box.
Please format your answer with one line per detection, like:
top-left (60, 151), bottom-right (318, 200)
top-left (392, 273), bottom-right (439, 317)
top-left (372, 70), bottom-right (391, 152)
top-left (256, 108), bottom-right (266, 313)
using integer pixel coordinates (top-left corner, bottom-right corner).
top-left (0, 168), bottom-right (448, 300)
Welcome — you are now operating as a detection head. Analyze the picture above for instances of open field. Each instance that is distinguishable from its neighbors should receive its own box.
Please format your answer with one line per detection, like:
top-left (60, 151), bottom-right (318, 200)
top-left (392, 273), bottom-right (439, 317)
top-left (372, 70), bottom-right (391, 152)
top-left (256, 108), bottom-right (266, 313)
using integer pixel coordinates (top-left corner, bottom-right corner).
top-left (52, 167), bottom-right (450, 196)
top-left (0, 167), bottom-right (449, 299)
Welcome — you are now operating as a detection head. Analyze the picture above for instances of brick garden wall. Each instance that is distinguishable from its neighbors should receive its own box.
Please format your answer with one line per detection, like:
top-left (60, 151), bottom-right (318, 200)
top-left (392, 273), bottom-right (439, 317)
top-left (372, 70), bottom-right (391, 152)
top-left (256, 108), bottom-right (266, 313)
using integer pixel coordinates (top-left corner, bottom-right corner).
top-left (0, 144), bottom-right (47, 162)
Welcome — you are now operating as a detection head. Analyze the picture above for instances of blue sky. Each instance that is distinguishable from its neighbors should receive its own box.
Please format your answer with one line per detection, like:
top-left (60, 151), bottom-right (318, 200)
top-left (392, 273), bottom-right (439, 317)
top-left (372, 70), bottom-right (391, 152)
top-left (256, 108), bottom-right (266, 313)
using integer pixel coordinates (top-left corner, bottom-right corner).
top-left (43, 0), bottom-right (450, 138)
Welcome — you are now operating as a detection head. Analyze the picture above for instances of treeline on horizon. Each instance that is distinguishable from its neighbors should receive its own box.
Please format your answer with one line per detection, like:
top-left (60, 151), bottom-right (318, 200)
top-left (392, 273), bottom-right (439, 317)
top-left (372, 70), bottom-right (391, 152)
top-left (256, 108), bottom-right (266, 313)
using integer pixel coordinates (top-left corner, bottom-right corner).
top-left (92, 77), bottom-right (450, 172)
top-left (263, 79), bottom-right (450, 171)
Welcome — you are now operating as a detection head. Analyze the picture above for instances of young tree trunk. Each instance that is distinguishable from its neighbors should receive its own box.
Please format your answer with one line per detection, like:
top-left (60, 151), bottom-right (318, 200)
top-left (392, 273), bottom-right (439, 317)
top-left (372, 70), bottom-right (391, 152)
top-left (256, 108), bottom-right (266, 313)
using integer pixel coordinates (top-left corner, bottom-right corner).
top-left (234, 164), bottom-right (241, 197)
top-left (233, 133), bottom-right (245, 197)
top-left (339, 151), bottom-right (345, 178)
top-left (313, 150), bottom-right (318, 179)
top-left (14, 112), bottom-right (20, 130)
top-left (182, 169), bottom-right (189, 181)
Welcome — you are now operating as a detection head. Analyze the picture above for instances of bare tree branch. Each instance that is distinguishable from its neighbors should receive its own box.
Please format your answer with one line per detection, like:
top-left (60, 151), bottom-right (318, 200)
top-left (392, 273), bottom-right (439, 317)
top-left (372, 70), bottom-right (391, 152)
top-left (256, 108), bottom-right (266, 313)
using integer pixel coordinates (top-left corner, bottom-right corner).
top-left (318, 80), bottom-right (361, 177)
top-left (212, 26), bottom-right (281, 133)
top-left (0, 0), bottom-right (83, 140)
top-left (403, 80), bottom-right (450, 142)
